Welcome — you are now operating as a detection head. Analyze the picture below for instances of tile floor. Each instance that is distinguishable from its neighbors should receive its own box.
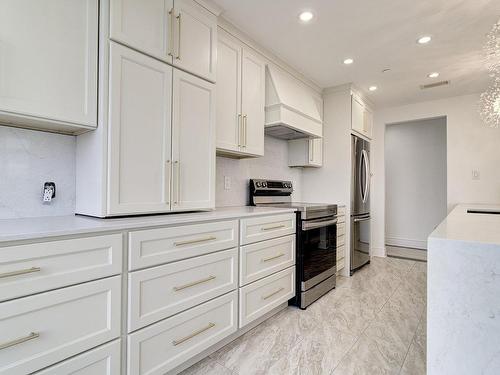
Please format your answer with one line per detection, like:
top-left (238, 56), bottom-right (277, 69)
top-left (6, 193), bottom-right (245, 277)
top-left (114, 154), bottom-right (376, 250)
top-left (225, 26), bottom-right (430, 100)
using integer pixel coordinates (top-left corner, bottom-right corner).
top-left (181, 257), bottom-right (427, 375)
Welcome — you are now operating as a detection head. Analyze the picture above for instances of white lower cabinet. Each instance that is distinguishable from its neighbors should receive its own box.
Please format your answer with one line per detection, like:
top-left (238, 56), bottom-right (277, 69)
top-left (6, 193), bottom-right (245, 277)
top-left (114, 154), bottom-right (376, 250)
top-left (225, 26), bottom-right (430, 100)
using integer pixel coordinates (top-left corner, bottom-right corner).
top-left (240, 213), bottom-right (296, 245)
top-left (128, 248), bottom-right (238, 331)
top-left (35, 340), bottom-right (121, 375)
top-left (0, 276), bottom-right (121, 375)
top-left (239, 267), bottom-right (295, 327)
top-left (127, 291), bottom-right (238, 375)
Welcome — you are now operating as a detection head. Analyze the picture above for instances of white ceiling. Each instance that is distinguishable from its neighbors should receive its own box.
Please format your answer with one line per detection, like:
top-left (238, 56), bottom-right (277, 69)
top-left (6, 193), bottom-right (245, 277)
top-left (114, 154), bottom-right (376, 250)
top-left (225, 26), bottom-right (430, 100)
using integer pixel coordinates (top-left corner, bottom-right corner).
top-left (213, 0), bottom-right (500, 107)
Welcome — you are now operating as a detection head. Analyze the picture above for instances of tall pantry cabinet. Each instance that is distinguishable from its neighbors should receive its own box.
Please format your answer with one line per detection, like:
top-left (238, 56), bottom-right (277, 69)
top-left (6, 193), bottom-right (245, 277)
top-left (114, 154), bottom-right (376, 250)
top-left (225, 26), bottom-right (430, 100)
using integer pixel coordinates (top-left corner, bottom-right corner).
top-left (76, 0), bottom-right (217, 217)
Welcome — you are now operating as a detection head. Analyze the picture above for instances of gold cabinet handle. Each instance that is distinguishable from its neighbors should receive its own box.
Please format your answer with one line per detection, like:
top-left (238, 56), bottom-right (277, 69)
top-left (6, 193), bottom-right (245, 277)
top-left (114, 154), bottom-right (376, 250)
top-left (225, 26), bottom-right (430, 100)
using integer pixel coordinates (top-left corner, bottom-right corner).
top-left (165, 160), bottom-right (171, 205)
top-left (168, 9), bottom-right (174, 57)
top-left (261, 224), bottom-right (285, 231)
top-left (242, 114), bottom-right (247, 148)
top-left (173, 275), bottom-right (216, 291)
top-left (262, 253), bottom-right (285, 263)
top-left (174, 235), bottom-right (216, 247)
top-left (0, 332), bottom-right (39, 351)
top-left (172, 323), bottom-right (215, 346)
top-left (237, 114), bottom-right (242, 147)
top-left (175, 13), bottom-right (182, 60)
top-left (262, 287), bottom-right (284, 300)
top-left (0, 267), bottom-right (41, 279)
top-left (173, 160), bottom-right (180, 205)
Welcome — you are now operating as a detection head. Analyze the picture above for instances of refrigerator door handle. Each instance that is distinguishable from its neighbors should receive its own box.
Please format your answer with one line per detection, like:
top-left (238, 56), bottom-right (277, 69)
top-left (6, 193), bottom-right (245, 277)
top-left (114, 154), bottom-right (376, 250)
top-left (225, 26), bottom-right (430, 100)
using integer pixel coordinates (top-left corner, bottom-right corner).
top-left (362, 149), bottom-right (370, 203)
top-left (359, 150), bottom-right (365, 202)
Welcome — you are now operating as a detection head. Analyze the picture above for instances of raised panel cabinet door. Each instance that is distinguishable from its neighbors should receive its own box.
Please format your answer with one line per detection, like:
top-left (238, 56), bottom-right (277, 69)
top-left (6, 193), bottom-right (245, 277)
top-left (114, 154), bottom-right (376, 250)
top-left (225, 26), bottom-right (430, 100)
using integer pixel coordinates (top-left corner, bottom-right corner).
top-left (241, 49), bottom-right (265, 156)
top-left (110, 0), bottom-right (174, 63)
top-left (0, 0), bottom-right (98, 127)
top-left (108, 42), bottom-right (173, 216)
top-left (216, 31), bottom-right (242, 154)
top-left (173, 0), bottom-right (217, 82)
top-left (310, 138), bottom-right (323, 166)
top-left (363, 108), bottom-right (373, 139)
top-left (351, 96), bottom-right (364, 135)
top-left (171, 69), bottom-right (215, 211)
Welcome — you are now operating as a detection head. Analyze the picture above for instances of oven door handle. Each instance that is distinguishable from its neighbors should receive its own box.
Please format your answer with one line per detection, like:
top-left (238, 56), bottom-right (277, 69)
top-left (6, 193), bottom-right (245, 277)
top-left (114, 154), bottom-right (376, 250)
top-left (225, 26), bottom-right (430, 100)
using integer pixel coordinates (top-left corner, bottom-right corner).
top-left (302, 218), bottom-right (338, 231)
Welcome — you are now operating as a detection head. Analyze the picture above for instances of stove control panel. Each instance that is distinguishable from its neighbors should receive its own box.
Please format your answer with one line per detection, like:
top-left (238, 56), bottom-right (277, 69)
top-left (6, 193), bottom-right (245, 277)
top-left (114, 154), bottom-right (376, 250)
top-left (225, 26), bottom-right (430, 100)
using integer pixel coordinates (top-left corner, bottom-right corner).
top-left (250, 179), bottom-right (293, 192)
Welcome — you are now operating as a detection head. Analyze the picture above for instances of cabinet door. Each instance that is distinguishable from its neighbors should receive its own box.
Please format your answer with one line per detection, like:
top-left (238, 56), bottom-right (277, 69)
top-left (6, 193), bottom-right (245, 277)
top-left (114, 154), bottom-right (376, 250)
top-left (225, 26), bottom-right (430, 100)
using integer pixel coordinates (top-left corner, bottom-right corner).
top-left (241, 49), bottom-right (265, 156)
top-left (173, 0), bottom-right (217, 82)
top-left (216, 32), bottom-right (242, 154)
top-left (351, 95), bottom-right (365, 135)
top-left (171, 69), bottom-right (215, 211)
top-left (110, 0), bottom-right (174, 63)
top-left (108, 42), bottom-right (173, 216)
top-left (0, 0), bottom-right (98, 128)
top-left (309, 138), bottom-right (323, 167)
top-left (363, 108), bottom-right (373, 139)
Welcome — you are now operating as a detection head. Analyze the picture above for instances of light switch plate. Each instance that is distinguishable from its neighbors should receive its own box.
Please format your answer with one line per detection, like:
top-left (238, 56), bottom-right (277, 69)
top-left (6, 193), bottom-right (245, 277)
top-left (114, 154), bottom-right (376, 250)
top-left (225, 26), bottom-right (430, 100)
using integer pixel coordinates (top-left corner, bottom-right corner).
top-left (224, 176), bottom-right (231, 190)
top-left (472, 170), bottom-right (480, 180)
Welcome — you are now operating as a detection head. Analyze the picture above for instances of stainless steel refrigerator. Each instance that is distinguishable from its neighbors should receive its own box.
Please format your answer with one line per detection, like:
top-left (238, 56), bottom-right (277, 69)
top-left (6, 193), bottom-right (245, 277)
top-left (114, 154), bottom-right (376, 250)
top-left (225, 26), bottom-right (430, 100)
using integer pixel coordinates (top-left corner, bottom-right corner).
top-left (350, 135), bottom-right (371, 274)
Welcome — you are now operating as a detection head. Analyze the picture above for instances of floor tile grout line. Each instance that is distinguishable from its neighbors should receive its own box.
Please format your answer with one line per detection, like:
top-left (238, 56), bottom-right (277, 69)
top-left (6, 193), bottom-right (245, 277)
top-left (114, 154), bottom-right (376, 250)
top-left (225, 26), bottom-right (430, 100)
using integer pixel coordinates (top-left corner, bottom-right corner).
top-left (398, 312), bottom-right (424, 374)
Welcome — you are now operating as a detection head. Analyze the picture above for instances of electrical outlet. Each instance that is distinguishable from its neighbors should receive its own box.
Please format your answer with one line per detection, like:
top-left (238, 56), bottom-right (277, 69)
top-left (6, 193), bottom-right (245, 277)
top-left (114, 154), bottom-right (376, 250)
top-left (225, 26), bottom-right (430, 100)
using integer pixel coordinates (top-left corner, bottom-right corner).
top-left (472, 170), bottom-right (480, 180)
top-left (43, 182), bottom-right (56, 203)
top-left (224, 176), bottom-right (231, 190)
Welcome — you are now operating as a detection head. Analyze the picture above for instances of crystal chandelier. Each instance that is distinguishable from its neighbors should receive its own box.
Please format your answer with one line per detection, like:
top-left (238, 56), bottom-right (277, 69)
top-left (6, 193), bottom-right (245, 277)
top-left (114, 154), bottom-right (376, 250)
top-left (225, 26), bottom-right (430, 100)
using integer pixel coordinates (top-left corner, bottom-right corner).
top-left (479, 18), bottom-right (500, 128)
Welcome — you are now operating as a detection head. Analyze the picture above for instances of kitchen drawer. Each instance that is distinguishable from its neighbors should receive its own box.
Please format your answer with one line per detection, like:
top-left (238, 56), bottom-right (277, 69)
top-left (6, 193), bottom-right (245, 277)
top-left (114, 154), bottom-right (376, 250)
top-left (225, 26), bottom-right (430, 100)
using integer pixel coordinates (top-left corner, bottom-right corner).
top-left (128, 248), bottom-right (237, 331)
top-left (239, 266), bottom-right (295, 327)
top-left (337, 215), bottom-right (346, 224)
top-left (337, 235), bottom-right (345, 247)
top-left (35, 340), bottom-right (121, 375)
top-left (240, 235), bottom-right (295, 286)
top-left (127, 291), bottom-right (237, 375)
top-left (0, 276), bottom-right (121, 375)
top-left (337, 245), bottom-right (345, 261)
top-left (240, 214), bottom-right (295, 245)
top-left (0, 234), bottom-right (122, 302)
top-left (337, 206), bottom-right (346, 217)
top-left (337, 257), bottom-right (345, 271)
top-left (337, 222), bottom-right (346, 237)
top-left (129, 220), bottom-right (238, 270)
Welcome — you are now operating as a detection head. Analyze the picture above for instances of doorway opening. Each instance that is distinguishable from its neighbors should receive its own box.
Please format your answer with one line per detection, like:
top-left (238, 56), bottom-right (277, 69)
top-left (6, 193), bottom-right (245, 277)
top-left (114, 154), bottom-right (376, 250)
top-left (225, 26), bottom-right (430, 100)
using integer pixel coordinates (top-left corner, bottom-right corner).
top-left (384, 117), bottom-right (447, 261)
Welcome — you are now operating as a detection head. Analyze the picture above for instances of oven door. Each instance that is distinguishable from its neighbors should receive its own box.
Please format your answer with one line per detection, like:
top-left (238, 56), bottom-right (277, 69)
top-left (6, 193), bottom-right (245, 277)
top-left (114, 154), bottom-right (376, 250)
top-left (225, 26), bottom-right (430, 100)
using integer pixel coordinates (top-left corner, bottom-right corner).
top-left (299, 217), bottom-right (337, 291)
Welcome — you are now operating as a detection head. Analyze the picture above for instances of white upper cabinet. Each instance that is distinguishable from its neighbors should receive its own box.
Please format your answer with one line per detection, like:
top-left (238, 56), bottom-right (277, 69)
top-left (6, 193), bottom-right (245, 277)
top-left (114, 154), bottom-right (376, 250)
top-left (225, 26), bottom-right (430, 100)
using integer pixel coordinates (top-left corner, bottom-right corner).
top-left (171, 70), bottom-right (215, 210)
top-left (216, 30), bottom-right (265, 158)
top-left (173, 0), bottom-right (217, 82)
top-left (108, 42), bottom-right (173, 215)
top-left (351, 94), bottom-right (373, 139)
top-left (288, 138), bottom-right (323, 168)
top-left (110, 0), bottom-right (216, 82)
top-left (0, 0), bottom-right (98, 134)
top-left (110, 0), bottom-right (175, 63)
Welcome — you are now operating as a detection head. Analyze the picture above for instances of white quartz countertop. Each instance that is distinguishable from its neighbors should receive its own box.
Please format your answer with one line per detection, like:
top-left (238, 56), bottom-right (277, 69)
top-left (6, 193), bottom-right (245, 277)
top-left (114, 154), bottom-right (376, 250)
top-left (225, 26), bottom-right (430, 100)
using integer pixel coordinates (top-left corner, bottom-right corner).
top-left (429, 204), bottom-right (500, 246)
top-left (0, 206), bottom-right (296, 243)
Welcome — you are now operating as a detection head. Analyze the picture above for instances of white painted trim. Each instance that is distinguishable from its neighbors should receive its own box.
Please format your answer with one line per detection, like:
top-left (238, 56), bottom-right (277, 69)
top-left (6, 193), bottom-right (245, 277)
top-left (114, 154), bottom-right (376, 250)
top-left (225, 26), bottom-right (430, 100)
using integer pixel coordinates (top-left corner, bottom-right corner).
top-left (385, 236), bottom-right (427, 250)
top-left (194, 0), bottom-right (223, 16)
top-left (371, 246), bottom-right (387, 257)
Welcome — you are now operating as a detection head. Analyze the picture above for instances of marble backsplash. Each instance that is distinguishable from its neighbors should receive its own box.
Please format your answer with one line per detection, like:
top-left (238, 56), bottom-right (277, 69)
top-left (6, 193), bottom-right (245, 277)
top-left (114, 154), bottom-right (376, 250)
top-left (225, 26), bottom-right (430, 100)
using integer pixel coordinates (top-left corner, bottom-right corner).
top-left (216, 136), bottom-right (302, 207)
top-left (0, 126), bottom-right (76, 219)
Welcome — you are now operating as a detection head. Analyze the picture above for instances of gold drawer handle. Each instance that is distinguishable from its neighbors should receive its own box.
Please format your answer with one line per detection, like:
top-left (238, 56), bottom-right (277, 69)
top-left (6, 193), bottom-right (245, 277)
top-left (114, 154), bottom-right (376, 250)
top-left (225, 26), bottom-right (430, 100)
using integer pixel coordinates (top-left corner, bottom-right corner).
top-left (0, 332), bottom-right (39, 350)
top-left (262, 253), bottom-right (285, 262)
top-left (173, 275), bottom-right (216, 291)
top-left (174, 236), bottom-right (216, 247)
top-left (172, 322), bottom-right (215, 346)
top-left (0, 267), bottom-right (41, 279)
top-left (262, 287), bottom-right (284, 300)
top-left (261, 224), bottom-right (285, 231)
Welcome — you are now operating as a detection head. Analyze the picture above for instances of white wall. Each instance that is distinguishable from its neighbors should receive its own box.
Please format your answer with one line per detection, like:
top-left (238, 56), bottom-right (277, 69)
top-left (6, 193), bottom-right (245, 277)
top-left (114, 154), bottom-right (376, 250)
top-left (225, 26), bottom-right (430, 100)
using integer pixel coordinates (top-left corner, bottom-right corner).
top-left (385, 118), bottom-right (447, 249)
top-left (0, 126), bottom-right (76, 219)
top-left (372, 93), bottom-right (500, 256)
top-left (216, 136), bottom-right (302, 206)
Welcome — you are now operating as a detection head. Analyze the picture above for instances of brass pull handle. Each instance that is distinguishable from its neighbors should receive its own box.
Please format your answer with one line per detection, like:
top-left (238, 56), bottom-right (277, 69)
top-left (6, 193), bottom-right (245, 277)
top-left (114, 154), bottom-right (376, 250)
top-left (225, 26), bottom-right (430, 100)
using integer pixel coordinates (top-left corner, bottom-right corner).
top-left (242, 115), bottom-right (247, 147)
top-left (173, 160), bottom-right (180, 205)
top-left (262, 253), bottom-right (285, 263)
top-left (165, 160), bottom-right (171, 205)
top-left (262, 287), bottom-right (284, 300)
top-left (174, 235), bottom-right (216, 247)
top-left (0, 332), bottom-right (39, 351)
top-left (261, 224), bottom-right (285, 231)
top-left (172, 323), bottom-right (215, 346)
top-left (237, 114), bottom-right (242, 147)
top-left (176, 13), bottom-right (181, 60)
top-left (0, 267), bottom-right (41, 279)
top-left (173, 275), bottom-right (216, 291)
top-left (168, 9), bottom-right (174, 57)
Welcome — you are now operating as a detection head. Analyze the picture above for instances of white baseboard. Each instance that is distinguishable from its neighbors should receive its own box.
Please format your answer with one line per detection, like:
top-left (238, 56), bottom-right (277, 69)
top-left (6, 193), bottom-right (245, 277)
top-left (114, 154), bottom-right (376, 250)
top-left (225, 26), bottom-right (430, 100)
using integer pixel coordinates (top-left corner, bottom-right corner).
top-left (386, 236), bottom-right (427, 250)
top-left (371, 246), bottom-right (386, 257)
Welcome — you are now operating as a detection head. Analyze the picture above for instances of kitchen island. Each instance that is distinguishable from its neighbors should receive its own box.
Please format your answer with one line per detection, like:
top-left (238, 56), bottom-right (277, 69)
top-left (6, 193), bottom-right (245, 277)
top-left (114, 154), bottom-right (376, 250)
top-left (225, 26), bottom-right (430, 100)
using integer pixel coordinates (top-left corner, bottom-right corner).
top-left (428, 204), bottom-right (500, 375)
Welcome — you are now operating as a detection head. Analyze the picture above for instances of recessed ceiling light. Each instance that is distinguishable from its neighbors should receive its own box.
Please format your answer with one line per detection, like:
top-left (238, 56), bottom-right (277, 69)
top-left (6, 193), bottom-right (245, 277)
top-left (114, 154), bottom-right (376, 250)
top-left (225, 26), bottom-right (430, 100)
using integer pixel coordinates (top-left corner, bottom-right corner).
top-left (369, 86), bottom-right (378, 91)
top-left (428, 72), bottom-right (440, 78)
top-left (417, 36), bottom-right (432, 44)
top-left (298, 11), bottom-right (314, 22)
top-left (343, 58), bottom-right (354, 65)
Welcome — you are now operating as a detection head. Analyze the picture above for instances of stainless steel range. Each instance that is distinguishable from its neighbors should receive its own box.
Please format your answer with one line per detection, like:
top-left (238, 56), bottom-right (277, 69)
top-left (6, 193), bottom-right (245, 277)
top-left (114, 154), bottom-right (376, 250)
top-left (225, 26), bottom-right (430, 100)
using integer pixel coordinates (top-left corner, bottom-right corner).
top-left (250, 179), bottom-right (338, 309)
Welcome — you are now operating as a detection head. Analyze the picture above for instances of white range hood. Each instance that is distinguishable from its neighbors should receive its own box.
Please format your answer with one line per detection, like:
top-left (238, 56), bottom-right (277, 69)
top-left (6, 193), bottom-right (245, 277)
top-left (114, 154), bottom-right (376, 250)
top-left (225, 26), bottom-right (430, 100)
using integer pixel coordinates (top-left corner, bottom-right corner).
top-left (265, 65), bottom-right (323, 140)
